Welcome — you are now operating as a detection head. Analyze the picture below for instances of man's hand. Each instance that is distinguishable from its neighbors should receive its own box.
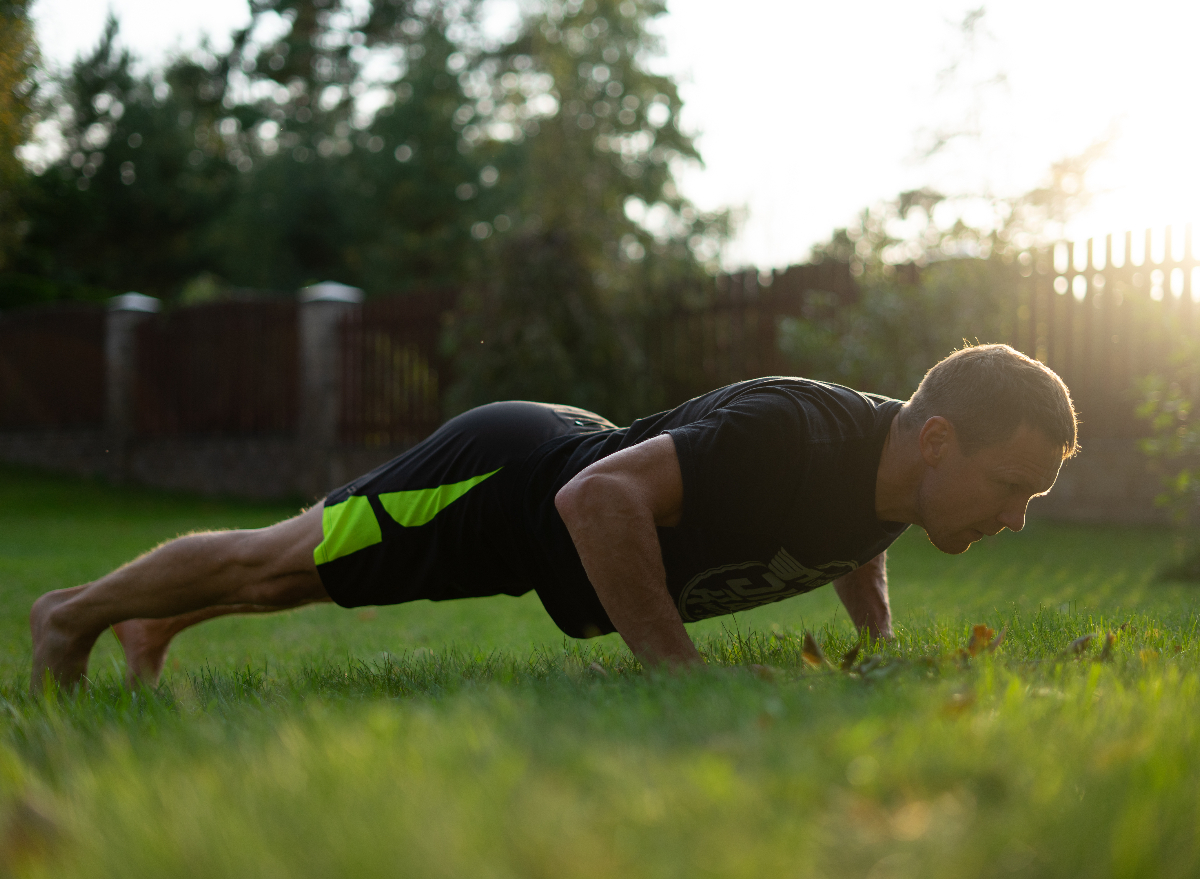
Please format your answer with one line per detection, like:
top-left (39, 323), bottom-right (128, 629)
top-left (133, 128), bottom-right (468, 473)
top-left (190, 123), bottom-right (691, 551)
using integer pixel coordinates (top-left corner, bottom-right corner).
top-left (833, 552), bottom-right (893, 640)
top-left (554, 434), bottom-right (703, 669)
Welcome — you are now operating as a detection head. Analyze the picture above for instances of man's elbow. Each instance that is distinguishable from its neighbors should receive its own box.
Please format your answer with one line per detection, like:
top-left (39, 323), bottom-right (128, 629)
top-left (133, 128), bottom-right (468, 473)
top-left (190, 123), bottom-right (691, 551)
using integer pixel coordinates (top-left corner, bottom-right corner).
top-left (556, 471), bottom-right (639, 529)
top-left (555, 472), bottom-right (605, 526)
top-left (554, 479), bottom-right (582, 523)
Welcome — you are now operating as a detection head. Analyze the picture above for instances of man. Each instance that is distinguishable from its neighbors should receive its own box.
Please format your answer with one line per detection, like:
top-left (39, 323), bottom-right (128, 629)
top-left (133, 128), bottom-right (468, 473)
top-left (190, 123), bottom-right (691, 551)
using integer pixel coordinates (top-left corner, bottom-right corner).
top-left (31, 343), bottom-right (1077, 689)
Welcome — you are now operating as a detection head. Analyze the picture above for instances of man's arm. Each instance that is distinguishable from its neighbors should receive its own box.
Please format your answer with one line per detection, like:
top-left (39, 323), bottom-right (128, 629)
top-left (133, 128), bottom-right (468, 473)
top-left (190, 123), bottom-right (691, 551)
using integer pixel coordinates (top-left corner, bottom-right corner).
top-left (554, 433), bottom-right (703, 668)
top-left (833, 552), bottom-right (893, 640)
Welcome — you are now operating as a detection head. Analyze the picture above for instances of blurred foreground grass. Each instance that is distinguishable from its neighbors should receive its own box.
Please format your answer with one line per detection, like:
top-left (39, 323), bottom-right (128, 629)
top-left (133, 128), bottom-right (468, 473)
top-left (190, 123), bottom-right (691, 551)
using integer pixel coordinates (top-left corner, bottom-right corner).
top-left (1, 464), bottom-right (1199, 878)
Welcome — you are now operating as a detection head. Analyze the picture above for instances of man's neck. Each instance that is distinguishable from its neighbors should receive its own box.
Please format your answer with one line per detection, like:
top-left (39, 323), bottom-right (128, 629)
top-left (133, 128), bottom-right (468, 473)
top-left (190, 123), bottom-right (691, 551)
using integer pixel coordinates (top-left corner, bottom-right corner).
top-left (874, 409), bottom-right (922, 524)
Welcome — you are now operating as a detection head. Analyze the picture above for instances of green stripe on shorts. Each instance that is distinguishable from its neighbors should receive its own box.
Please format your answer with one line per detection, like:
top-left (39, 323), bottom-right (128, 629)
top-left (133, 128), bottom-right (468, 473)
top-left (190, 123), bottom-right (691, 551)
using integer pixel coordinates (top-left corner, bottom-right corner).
top-left (314, 495), bottom-right (381, 566)
top-left (377, 468), bottom-right (501, 527)
top-left (313, 468), bottom-right (502, 565)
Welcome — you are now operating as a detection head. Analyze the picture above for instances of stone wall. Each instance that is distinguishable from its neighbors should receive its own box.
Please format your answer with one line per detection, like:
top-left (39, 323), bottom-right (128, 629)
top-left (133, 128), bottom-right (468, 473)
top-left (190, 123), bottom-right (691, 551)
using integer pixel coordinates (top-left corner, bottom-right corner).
top-left (0, 428), bottom-right (412, 503)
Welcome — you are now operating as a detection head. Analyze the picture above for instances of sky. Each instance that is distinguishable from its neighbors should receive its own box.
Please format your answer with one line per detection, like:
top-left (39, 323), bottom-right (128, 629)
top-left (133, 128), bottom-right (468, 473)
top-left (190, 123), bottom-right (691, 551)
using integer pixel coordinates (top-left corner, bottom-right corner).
top-left (27, 0), bottom-right (1200, 270)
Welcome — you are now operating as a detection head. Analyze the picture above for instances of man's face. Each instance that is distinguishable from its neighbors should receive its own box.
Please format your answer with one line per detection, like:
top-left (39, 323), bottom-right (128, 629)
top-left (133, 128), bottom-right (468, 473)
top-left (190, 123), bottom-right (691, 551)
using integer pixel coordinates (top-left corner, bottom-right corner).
top-left (916, 420), bottom-right (1063, 555)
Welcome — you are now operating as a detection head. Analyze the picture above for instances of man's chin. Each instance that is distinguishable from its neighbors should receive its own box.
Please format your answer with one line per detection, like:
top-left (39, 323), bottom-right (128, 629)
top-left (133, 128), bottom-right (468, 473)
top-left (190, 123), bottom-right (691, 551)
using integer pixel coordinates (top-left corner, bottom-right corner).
top-left (926, 531), bottom-right (975, 555)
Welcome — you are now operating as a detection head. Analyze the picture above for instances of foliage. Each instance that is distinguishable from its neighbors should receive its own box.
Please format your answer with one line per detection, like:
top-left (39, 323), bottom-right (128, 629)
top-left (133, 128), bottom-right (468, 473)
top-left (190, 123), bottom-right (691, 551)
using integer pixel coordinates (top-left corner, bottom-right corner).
top-left (11, 6), bottom-right (486, 298)
top-left (1135, 336), bottom-right (1200, 578)
top-left (0, 0), bottom-right (38, 271)
top-left (1137, 353), bottom-right (1200, 516)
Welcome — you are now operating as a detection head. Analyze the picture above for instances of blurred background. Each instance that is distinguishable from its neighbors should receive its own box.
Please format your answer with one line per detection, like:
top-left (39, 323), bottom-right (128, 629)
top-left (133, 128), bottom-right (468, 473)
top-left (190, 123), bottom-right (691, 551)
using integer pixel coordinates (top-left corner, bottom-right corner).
top-left (2, 0), bottom-right (1199, 524)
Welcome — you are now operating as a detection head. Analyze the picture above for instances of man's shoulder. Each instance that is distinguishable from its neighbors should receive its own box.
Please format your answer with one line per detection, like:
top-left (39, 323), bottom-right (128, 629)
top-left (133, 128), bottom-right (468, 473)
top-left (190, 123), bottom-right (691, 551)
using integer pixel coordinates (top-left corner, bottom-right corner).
top-left (689, 377), bottom-right (901, 432)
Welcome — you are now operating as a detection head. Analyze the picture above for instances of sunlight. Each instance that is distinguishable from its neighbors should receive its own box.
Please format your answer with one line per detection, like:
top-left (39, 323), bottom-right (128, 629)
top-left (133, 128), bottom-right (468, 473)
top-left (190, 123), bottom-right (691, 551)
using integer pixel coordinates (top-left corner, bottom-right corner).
top-left (1065, 118), bottom-right (1200, 256)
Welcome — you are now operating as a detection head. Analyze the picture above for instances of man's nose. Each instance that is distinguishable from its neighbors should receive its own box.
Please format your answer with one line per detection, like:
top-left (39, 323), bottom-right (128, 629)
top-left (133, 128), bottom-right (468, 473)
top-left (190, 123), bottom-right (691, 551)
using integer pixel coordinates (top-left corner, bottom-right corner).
top-left (998, 500), bottom-right (1028, 533)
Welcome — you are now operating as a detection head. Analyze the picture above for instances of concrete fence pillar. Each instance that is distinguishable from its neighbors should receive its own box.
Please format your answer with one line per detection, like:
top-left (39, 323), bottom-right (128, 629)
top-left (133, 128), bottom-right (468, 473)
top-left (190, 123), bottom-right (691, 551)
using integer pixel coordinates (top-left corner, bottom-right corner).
top-left (297, 281), bottom-right (364, 499)
top-left (104, 293), bottom-right (160, 483)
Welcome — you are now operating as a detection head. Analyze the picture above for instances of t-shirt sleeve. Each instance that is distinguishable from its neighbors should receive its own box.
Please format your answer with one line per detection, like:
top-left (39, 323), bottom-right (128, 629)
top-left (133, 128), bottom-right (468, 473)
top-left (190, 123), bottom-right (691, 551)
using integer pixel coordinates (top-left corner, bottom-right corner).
top-left (664, 392), bottom-right (810, 540)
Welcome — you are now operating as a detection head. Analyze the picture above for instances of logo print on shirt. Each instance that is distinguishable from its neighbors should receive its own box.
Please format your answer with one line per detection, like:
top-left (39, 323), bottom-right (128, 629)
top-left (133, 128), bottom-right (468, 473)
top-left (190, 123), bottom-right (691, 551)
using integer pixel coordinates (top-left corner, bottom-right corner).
top-left (676, 548), bottom-right (859, 623)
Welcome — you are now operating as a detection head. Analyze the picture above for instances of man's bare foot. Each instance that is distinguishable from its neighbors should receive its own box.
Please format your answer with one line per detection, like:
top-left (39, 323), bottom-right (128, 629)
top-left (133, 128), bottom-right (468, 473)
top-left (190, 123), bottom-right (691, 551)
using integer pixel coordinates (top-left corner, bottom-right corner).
top-left (111, 619), bottom-right (174, 688)
top-left (29, 587), bottom-right (104, 695)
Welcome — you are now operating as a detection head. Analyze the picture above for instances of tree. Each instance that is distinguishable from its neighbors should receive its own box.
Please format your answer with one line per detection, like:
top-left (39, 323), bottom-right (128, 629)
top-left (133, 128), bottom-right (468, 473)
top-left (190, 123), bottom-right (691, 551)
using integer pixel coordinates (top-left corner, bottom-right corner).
top-left (11, 16), bottom-right (246, 299)
top-left (209, 0), bottom-right (492, 291)
top-left (0, 0), bottom-right (38, 271)
top-left (444, 0), bottom-right (728, 421)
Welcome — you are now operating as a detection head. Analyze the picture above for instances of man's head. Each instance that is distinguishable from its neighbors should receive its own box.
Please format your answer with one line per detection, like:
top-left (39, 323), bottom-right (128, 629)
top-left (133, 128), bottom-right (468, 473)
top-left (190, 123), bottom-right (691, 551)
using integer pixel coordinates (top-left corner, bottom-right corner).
top-left (901, 343), bottom-right (1078, 459)
top-left (898, 344), bottom-right (1078, 554)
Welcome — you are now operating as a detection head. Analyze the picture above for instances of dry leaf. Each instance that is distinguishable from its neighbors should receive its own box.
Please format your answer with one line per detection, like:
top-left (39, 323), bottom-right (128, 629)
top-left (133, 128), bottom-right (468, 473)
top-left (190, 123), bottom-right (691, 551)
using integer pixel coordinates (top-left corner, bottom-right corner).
top-left (1067, 633), bottom-right (1096, 655)
top-left (801, 632), bottom-right (831, 669)
top-left (587, 662), bottom-right (608, 678)
top-left (1098, 632), bottom-right (1116, 662)
top-left (1139, 648), bottom-right (1159, 663)
top-left (840, 644), bottom-right (862, 671)
top-left (967, 624), bottom-right (996, 656)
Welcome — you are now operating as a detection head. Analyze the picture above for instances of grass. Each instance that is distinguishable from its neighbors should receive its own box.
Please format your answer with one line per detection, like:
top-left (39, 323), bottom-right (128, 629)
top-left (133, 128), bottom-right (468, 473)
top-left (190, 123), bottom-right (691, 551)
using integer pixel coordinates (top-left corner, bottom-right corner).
top-left (1, 463), bottom-right (1199, 877)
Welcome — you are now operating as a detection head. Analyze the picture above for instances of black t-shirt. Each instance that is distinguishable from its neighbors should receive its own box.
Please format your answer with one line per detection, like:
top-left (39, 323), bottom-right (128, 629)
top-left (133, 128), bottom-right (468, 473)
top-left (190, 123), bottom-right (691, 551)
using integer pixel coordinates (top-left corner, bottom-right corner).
top-left (514, 377), bottom-right (909, 638)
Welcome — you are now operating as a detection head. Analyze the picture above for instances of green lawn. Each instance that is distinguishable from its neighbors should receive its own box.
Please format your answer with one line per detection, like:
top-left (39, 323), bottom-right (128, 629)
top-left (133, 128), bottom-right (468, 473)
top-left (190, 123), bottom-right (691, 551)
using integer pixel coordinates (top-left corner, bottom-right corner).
top-left (1, 464), bottom-right (1198, 877)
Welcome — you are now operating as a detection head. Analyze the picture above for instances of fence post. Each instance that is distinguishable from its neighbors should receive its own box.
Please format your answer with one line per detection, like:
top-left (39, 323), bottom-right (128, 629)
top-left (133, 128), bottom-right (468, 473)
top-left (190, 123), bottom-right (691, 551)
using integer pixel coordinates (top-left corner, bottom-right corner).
top-left (297, 282), bottom-right (364, 498)
top-left (104, 293), bottom-right (160, 483)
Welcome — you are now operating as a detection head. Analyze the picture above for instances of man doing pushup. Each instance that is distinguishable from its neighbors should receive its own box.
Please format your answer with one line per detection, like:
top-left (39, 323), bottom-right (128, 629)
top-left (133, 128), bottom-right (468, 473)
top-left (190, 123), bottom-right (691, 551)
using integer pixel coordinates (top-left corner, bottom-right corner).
top-left (30, 343), bottom-right (1077, 690)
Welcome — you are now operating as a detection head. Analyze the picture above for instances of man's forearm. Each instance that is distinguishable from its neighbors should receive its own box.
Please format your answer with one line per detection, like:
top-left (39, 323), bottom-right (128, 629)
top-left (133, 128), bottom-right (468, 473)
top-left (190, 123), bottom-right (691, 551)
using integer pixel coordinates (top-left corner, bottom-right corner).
top-left (833, 552), bottom-right (893, 639)
top-left (555, 473), bottom-right (702, 668)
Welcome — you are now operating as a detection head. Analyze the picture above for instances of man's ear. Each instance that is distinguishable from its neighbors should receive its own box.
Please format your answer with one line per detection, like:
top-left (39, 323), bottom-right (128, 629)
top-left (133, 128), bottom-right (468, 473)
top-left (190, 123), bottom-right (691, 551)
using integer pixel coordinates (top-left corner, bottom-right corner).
top-left (918, 416), bottom-right (955, 467)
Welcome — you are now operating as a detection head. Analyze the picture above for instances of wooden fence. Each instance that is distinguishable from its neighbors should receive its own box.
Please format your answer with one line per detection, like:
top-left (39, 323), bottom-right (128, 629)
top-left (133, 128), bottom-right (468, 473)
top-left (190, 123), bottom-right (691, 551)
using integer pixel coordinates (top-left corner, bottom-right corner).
top-left (0, 304), bottom-right (105, 429)
top-left (135, 300), bottom-right (299, 436)
top-left (646, 261), bottom-right (858, 406)
top-left (338, 289), bottom-right (455, 447)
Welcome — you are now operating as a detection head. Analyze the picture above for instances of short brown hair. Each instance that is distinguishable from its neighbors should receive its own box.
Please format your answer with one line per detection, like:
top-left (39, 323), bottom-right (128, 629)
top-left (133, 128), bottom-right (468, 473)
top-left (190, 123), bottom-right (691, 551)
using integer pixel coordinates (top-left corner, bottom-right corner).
top-left (901, 343), bottom-right (1078, 458)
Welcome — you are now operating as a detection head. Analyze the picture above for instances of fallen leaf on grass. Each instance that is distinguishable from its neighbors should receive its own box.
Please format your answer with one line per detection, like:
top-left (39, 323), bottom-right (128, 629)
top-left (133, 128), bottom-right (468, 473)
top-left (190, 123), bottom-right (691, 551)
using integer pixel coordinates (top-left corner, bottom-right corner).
top-left (801, 632), bottom-right (834, 670)
top-left (587, 662), bottom-right (608, 678)
top-left (967, 625), bottom-right (994, 656)
top-left (1066, 633), bottom-right (1096, 655)
top-left (840, 643), bottom-right (862, 671)
top-left (1098, 632), bottom-right (1116, 662)
top-left (1139, 648), bottom-right (1159, 663)
top-left (967, 624), bottom-right (1006, 656)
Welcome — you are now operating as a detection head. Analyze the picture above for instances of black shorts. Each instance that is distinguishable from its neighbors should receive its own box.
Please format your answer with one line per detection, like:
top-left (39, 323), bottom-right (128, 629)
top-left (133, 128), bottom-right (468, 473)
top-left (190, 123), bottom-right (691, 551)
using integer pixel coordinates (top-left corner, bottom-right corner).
top-left (313, 401), bottom-right (616, 610)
